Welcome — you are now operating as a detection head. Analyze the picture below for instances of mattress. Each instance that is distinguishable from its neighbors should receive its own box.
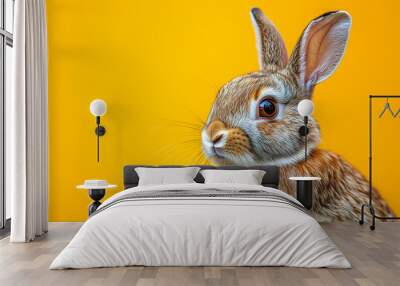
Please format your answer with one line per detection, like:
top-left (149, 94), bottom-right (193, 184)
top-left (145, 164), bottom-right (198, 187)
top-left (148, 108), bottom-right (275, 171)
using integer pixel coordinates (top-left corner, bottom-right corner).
top-left (50, 183), bottom-right (350, 269)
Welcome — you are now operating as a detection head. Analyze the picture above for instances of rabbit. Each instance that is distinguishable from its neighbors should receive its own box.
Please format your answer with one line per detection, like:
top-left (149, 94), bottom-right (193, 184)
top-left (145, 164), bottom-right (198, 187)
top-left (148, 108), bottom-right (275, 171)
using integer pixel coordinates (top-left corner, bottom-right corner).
top-left (201, 8), bottom-right (393, 221)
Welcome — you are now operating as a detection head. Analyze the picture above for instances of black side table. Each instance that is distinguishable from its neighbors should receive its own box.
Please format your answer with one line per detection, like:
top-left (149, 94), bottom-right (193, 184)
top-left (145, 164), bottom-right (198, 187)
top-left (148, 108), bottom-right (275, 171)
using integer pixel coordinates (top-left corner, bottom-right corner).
top-left (77, 183), bottom-right (116, 216)
top-left (289, 177), bottom-right (321, 210)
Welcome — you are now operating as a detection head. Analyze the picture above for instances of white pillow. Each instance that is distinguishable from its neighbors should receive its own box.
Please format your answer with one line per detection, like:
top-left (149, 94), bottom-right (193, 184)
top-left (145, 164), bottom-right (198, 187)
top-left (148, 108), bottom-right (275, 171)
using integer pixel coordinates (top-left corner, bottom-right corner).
top-left (200, 169), bottom-right (266, 185)
top-left (135, 167), bottom-right (200, 186)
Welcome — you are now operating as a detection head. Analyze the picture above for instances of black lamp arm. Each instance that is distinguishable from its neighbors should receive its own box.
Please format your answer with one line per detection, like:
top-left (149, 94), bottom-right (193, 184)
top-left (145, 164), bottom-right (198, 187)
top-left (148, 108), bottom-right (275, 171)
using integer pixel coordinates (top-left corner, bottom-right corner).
top-left (304, 116), bottom-right (308, 162)
top-left (304, 115), bottom-right (308, 126)
top-left (94, 116), bottom-right (106, 162)
top-left (298, 116), bottom-right (309, 162)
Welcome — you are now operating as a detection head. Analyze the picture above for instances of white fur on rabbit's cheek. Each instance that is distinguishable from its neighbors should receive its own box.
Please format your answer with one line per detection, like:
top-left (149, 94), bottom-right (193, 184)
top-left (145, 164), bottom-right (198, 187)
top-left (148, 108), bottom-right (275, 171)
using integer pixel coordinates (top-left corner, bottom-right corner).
top-left (222, 151), bottom-right (255, 166)
top-left (201, 129), bottom-right (214, 158)
top-left (255, 127), bottom-right (320, 166)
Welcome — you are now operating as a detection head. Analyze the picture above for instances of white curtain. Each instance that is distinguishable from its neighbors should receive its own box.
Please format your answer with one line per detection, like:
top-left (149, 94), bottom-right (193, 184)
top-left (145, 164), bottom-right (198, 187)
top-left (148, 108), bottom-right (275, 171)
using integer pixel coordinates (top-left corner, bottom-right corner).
top-left (8, 0), bottom-right (48, 242)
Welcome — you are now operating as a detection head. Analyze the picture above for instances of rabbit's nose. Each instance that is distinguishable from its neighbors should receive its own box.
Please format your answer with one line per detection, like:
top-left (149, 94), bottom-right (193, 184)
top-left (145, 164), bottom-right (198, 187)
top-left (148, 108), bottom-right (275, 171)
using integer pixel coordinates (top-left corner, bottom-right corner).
top-left (206, 120), bottom-right (226, 138)
top-left (212, 134), bottom-right (223, 144)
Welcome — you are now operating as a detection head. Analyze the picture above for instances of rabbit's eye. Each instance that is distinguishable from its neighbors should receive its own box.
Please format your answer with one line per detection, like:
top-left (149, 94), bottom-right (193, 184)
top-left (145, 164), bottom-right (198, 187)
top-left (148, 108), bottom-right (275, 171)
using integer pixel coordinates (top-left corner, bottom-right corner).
top-left (258, 98), bottom-right (278, 119)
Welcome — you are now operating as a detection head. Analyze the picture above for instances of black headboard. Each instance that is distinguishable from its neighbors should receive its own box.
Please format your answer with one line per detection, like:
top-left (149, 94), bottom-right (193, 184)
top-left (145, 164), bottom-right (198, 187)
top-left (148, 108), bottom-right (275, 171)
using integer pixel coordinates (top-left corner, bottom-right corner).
top-left (123, 165), bottom-right (280, 189)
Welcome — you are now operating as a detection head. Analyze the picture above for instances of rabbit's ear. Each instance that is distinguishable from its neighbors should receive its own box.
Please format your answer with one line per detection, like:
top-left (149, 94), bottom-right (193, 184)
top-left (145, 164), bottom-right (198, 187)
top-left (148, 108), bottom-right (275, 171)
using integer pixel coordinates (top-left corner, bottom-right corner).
top-left (288, 11), bottom-right (351, 93)
top-left (250, 8), bottom-right (288, 70)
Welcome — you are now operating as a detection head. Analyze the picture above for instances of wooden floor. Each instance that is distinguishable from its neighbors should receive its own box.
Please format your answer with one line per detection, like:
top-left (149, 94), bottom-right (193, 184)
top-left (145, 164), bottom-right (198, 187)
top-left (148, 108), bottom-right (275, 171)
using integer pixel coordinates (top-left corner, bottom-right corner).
top-left (0, 222), bottom-right (399, 286)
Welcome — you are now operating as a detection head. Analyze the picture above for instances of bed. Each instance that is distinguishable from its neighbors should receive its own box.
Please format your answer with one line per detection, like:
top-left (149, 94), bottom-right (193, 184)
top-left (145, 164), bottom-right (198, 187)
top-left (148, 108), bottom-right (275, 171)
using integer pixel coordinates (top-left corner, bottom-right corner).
top-left (50, 165), bottom-right (350, 269)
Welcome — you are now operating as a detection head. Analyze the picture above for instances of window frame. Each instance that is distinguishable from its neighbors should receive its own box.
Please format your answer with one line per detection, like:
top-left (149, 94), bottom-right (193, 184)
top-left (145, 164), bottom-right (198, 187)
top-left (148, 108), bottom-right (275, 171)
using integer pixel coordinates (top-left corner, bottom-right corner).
top-left (0, 0), bottom-right (13, 231)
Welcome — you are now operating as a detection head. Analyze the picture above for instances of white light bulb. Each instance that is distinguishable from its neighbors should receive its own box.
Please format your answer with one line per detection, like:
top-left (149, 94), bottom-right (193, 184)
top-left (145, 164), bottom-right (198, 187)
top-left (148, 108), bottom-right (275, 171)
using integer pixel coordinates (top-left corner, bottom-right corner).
top-left (90, 99), bottom-right (107, 116)
top-left (297, 99), bottom-right (314, 117)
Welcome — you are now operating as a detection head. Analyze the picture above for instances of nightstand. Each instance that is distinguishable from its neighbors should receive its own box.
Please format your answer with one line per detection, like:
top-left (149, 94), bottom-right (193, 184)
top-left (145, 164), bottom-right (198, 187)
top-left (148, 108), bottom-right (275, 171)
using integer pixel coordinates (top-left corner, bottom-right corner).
top-left (77, 180), bottom-right (117, 216)
top-left (289, 177), bottom-right (321, 210)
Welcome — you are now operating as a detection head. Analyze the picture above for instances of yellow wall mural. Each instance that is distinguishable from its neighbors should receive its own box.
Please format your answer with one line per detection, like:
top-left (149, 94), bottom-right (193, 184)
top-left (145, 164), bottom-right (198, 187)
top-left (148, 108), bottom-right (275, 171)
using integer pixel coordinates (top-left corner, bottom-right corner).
top-left (47, 0), bottom-right (400, 221)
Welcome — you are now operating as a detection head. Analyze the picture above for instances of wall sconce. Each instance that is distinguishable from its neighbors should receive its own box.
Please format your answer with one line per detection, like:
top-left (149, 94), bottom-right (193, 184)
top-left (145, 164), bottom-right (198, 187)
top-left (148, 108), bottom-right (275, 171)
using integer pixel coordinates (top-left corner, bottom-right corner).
top-left (90, 99), bottom-right (107, 162)
top-left (297, 99), bottom-right (314, 162)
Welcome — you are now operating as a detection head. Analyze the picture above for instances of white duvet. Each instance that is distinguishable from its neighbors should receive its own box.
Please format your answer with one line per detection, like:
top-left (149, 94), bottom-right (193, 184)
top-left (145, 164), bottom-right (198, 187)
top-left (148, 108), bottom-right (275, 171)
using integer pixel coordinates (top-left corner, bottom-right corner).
top-left (50, 183), bottom-right (350, 269)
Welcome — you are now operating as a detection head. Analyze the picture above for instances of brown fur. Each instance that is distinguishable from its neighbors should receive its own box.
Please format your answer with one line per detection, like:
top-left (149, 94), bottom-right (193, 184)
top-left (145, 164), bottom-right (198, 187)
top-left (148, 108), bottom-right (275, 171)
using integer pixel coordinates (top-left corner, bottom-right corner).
top-left (280, 149), bottom-right (393, 221)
